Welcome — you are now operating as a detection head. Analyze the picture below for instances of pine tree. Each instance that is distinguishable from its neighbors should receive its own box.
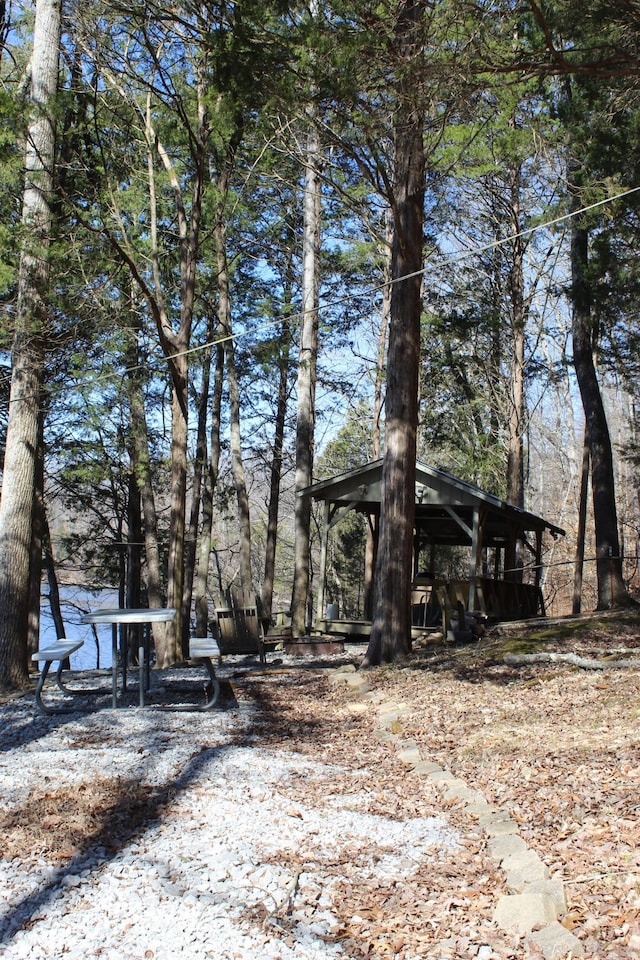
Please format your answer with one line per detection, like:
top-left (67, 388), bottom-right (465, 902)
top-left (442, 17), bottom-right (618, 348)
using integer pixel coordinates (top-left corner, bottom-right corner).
top-left (0, 0), bottom-right (62, 689)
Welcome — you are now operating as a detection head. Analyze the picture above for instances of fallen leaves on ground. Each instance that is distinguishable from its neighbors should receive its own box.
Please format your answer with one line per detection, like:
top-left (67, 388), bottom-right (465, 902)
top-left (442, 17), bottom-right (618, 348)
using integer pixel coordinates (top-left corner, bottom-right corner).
top-left (334, 617), bottom-right (640, 959)
top-left (7, 613), bottom-right (640, 959)
top-left (0, 777), bottom-right (174, 861)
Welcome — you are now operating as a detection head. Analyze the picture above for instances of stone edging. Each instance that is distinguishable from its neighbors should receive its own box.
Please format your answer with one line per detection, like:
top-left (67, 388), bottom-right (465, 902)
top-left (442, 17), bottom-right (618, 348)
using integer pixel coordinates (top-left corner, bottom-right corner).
top-left (328, 665), bottom-right (587, 959)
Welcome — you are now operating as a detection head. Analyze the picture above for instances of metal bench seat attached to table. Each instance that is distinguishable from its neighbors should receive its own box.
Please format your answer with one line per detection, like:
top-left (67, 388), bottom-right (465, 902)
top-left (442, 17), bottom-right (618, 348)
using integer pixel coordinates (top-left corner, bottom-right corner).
top-left (33, 622), bottom-right (223, 714)
top-left (32, 639), bottom-right (87, 714)
top-left (185, 636), bottom-right (221, 710)
top-left (147, 638), bottom-right (222, 711)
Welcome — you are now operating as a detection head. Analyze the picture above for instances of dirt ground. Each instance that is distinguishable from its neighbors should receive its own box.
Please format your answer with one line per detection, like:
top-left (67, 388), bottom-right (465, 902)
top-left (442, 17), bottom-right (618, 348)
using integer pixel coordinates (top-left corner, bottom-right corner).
top-left (251, 611), bottom-right (640, 958)
top-left (6, 610), bottom-right (640, 958)
top-left (336, 611), bottom-right (640, 958)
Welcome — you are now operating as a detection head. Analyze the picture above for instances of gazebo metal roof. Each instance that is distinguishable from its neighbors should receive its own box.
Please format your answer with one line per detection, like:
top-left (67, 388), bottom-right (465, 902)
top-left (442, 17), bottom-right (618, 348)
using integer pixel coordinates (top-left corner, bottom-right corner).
top-left (304, 458), bottom-right (565, 545)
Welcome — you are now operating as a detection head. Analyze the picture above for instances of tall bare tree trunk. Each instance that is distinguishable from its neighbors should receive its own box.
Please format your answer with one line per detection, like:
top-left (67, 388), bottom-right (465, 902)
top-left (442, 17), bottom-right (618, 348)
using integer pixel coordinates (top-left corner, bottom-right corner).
top-left (126, 470), bottom-right (142, 610)
top-left (569, 168), bottom-right (630, 609)
top-left (42, 510), bottom-right (65, 642)
top-left (224, 342), bottom-right (254, 603)
top-left (28, 406), bottom-right (45, 660)
top-left (506, 167), bottom-right (526, 511)
top-left (216, 222), bottom-right (254, 604)
top-left (0, 0), bottom-right (61, 690)
top-left (141, 69), bottom-right (208, 665)
top-left (125, 309), bottom-right (165, 649)
top-left (364, 215), bottom-right (391, 618)
top-left (182, 314), bottom-right (215, 647)
top-left (573, 433), bottom-right (590, 615)
top-left (291, 120), bottom-right (322, 638)
top-left (165, 353), bottom-right (189, 657)
top-left (194, 334), bottom-right (224, 636)
top-left (364, 0), bottom-right (425, 666)
top-left (262, 312), bottom-right (292, 625)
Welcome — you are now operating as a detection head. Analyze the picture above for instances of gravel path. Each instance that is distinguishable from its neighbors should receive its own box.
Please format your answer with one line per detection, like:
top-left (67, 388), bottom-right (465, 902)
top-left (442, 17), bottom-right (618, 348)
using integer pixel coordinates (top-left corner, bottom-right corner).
top-left (0, 656), bottom-right (459, 960)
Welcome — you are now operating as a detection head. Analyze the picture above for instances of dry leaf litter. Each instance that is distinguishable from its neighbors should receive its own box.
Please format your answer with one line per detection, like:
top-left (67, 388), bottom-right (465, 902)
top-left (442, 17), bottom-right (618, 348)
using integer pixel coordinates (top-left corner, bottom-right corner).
top-left (0, 620), bottom-right (639, 959)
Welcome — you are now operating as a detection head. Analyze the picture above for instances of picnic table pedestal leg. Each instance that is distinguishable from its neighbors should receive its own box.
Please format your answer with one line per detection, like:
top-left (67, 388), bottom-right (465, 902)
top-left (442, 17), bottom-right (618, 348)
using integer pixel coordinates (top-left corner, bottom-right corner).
top-left (138, 626), bottom-right (145, 708)
top-left (82, 608), bottom-right (177, 709)
top-left (200, 657), bottom-right (221, 709)
top-left (33, 659), bottom-right (64, 714)
top-left (111, 624), bottom-right (119, 708)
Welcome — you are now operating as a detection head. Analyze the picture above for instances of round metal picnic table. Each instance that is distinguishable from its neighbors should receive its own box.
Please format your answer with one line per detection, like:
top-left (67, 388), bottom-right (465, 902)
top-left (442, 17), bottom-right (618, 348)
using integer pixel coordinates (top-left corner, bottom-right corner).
top-left (81, 607), bottom-right (177, 708)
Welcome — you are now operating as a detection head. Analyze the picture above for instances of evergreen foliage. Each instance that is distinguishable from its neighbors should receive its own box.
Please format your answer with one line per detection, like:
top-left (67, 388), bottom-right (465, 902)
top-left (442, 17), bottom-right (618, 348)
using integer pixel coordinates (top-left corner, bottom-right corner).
top-left (0, 0), bottom-right (639, 683)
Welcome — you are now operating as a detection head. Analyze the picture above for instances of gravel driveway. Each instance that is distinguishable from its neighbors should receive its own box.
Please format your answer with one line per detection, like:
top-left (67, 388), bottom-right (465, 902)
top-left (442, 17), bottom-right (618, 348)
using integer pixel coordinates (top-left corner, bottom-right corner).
top-left (1, 654), bottom-right (462, 960)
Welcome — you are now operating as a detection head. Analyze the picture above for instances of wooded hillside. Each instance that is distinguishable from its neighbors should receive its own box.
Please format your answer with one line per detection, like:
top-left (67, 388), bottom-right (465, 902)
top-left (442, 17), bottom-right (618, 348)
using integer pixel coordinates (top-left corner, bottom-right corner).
top-left (1, 1), bottom-right (639, 686)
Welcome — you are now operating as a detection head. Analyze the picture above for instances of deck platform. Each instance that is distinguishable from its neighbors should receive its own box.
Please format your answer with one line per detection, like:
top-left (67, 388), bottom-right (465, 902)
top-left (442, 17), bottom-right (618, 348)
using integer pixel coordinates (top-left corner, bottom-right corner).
top-left (313, 619), bottom-right (440, 642)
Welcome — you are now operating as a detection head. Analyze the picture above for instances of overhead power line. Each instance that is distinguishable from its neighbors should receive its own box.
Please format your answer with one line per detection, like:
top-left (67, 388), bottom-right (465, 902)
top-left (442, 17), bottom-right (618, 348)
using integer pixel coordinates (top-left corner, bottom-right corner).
top-left (2, 183), bottom-right (640, 403)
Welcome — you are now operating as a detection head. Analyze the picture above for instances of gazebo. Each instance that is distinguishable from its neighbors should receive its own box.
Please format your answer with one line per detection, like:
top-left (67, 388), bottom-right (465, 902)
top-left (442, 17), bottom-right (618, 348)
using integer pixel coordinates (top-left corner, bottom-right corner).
top-left (303, 459), bottom-right (565, 635)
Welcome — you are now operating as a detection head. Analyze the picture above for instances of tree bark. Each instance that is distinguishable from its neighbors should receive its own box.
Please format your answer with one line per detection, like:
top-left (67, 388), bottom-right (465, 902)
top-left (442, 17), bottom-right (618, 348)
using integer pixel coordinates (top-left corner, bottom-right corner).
top-left (262, 312), bottom-right (292, 625)
top-left (165, 352), bottom-right (189, 661)
top-left (182, 313), bottom-right (215, 648)
top-left (506, 166), bottom-right (526, 512)
top-left (125, 316), bottom-right (165, 651)
top-left (216, 221), bottom-right (254, 605)
top-left (291, 119), bottom-right (322, 638)
top-left (142, 71), bottom-right (208, 665)
top-left (573, 433), bottom-right (589, 615)
top-left (194, 328), bottom-right (224, 637)
top-left (42, 510), bottom-right (65, 642)
top-left (505, 651), bottom-right (640, 670)
top-left (364, 0), bottom-right (425, 666)
top-left (0, 0), bottom-right (61, 690)
top-left (364, 215), bottom-right (391, 619)
top-left (127, 397), bottom-right (163, 612)
top-left (28, 407), bottom-right (46, 660)
top-left (125, 484), bottom-right (145, 667)
top-left (194, 335), bottom-right (224, 636)
top-left (569, 174), bottom-right (631, 609)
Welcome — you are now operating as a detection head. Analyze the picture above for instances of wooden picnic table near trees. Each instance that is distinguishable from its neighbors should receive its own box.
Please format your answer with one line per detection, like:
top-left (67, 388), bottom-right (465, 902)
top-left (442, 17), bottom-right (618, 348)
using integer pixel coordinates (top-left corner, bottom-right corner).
top-left (1, 1), bottom-right (640, 692)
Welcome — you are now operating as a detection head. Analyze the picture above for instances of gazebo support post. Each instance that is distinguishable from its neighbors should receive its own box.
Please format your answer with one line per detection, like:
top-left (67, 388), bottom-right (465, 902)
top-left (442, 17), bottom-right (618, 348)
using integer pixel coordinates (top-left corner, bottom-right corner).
top-left (316, 500), bottom-right (331, 623)
top-left (468, 506), bottom-right (482, 612)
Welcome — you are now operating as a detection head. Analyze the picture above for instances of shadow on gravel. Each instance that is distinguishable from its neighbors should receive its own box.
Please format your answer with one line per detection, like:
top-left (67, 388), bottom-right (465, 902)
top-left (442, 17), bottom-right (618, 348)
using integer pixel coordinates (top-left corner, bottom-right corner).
top-left (0, 744), bottom-right (230, 943)
top-left (0, 722), bottom-right (247, 945)
top-left (0, 667), bottom-right (241, 754)
top-left (0, 687), bottom-right (114, 755)
top-left (229, 666), bottom-right (349, 746)
top-left (0, 661), bottom-right (351, 946)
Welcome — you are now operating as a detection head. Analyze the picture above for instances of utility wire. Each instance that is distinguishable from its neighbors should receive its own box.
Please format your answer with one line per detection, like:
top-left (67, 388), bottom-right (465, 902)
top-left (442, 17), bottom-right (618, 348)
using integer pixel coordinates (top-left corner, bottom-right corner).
top-left (2, 183), bottom-right (640, 403)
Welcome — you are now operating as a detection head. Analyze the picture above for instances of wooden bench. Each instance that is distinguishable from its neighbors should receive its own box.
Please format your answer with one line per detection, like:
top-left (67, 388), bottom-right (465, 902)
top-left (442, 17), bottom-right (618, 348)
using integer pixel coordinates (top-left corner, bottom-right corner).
top-left (32, 639), bottom-right (85, 714)
top-left (211, 604), bottom-right (266, 664)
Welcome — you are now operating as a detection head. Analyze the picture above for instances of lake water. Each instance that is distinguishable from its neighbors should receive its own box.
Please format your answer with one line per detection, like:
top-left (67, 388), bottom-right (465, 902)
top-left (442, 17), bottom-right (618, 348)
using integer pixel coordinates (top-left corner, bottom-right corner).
top-left (39, 585), bottom-right (122, 670)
